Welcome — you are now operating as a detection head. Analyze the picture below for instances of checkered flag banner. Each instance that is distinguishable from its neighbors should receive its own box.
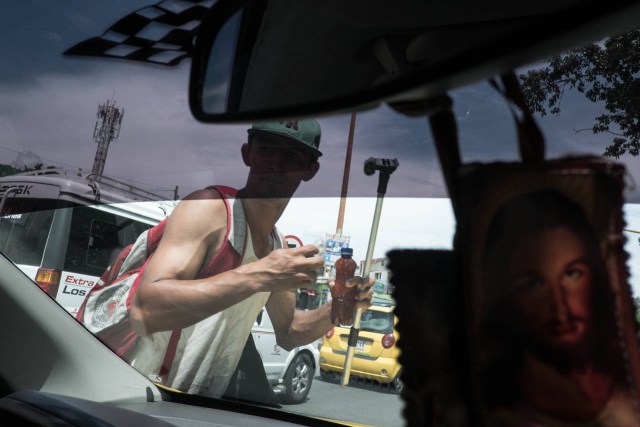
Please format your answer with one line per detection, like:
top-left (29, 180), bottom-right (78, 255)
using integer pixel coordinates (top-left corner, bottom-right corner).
top-left (64, 0), bottom-right (216, 66)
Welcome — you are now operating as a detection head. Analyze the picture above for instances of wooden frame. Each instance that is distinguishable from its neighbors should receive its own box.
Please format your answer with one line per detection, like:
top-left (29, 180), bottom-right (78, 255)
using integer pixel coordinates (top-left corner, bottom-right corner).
top-left (456, 156), bottom-right (640, 425)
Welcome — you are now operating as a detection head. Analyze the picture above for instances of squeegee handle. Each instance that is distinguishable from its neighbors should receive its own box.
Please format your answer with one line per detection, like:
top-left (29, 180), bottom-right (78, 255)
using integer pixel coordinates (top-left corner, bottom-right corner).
top-left (340, 193), bottom-right (385, 387)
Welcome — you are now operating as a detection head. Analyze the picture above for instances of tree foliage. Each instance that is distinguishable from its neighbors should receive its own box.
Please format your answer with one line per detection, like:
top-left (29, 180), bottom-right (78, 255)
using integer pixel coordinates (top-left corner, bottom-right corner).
top-left (0, 164), bottom-right (39, 177)
top-left (519, 29), bottom-right (640, 158)
top-left (0, 164), bottom-right (23, 177)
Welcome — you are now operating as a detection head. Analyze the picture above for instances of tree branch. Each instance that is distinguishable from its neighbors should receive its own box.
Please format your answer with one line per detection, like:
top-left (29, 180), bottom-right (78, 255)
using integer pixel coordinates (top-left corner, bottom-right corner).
top-left (573, 127), bottom-right (625, 137)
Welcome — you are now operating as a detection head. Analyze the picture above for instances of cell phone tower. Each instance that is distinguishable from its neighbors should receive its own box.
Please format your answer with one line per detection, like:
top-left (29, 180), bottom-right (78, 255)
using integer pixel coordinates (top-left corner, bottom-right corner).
top-left (91, 98), bottom-right (124, 177)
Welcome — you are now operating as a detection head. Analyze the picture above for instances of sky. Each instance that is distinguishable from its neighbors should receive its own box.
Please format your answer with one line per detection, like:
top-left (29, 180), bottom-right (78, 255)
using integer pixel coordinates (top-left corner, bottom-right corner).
top-left (278, 198), bottom-right (640, 298)
top-left (4, 1), bottom-right (640, 294)
top-left (5, 1), bottom-right (638, 198)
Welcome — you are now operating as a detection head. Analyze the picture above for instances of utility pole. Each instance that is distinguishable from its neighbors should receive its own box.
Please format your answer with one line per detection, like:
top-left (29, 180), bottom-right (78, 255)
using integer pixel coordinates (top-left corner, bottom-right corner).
top-left (336, 112), bottom-right (356, 234)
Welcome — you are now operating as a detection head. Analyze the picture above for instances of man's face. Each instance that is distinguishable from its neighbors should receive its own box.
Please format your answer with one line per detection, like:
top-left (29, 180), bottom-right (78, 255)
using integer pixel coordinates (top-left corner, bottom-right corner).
top-left (242, 133), bottom-right (319, 198)
top-left (505, 227), bottom-right (593, 353)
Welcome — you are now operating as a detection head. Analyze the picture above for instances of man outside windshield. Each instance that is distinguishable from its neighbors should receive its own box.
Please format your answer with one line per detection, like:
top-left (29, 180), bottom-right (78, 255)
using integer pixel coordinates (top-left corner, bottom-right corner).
top-left (128, 119), bottom-right (374, 399)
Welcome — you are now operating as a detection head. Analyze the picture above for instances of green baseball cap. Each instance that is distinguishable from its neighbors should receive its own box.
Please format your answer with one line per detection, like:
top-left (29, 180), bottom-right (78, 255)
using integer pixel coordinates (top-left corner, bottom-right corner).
top-left (248, 119), bottom-right (322, 157)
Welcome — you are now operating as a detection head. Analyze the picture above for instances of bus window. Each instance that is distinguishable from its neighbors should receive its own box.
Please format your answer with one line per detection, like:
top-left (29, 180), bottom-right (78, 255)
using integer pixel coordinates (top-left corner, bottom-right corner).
top-left (64, 207), bottom-right (151, 276)
top-left (87, 220), bottom-right (122, 268)
top-left (0, 199), bottom-right (60, 266)
top-left (0, 209), bottom-right (55, 266)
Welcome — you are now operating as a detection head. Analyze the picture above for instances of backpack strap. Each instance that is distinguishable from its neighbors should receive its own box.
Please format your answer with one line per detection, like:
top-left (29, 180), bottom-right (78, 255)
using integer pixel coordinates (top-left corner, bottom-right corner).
top-left (158, 329), bottom-right (181, 383)
top-left (272, 227), bottom-right (285, 250)
top-left (198, 185), bottom-right (248, 276)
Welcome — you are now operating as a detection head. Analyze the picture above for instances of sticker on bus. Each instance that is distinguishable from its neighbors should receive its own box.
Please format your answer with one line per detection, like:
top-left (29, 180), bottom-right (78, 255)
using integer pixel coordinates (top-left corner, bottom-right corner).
top-left (56, 272), bottom-right (99, 315)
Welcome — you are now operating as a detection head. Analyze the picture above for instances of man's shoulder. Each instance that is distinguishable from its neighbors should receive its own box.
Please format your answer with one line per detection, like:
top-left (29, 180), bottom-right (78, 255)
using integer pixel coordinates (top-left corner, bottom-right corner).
top-left (184, 186), bottom-right (236, 202)
top-left (166, 188), bottom-right (232, 237)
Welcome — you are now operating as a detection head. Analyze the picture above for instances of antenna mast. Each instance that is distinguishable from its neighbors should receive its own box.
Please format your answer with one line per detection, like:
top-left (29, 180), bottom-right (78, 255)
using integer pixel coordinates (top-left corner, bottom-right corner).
top-left (91, 98), bottom-right (124, 177)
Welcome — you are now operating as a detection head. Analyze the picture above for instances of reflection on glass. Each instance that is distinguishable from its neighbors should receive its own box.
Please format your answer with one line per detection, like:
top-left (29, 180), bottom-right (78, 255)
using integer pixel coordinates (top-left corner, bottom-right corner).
top-left (203, 10), bottom-right (243, 114)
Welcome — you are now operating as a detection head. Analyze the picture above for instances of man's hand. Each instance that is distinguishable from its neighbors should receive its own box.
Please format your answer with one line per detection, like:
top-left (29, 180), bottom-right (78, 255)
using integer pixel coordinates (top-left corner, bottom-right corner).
top-left (347, 276), bottom-right (375, 311)
top-left (329, 276), bottom-right (376, 310)
top-left (245, 244), bottom-right (324, 292)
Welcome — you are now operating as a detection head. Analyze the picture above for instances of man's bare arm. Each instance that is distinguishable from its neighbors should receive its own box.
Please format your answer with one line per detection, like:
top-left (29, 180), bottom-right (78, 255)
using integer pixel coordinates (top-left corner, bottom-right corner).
top-left (129, 191), bottom-right (323, 336)
top-left (266, 277), bottom-right (375, 351)
top-left (266, 292), bottom-right (332, 351)
top-left (129, 190), bottom-right (244, 335)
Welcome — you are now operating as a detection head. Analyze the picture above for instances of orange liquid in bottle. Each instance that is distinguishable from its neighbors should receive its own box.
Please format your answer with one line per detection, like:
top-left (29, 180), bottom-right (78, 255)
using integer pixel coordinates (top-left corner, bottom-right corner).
top-left (331, 248), bottom-right (357, 326)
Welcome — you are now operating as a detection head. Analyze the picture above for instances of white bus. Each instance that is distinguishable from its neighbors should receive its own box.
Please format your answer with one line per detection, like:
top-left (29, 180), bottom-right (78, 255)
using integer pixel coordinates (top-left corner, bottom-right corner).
top-left (0, 169), bottom-right (176, 315)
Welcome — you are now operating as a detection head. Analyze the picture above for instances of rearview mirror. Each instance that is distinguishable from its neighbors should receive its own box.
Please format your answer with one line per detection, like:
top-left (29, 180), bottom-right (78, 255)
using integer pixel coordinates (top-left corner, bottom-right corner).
top-left (190, 0), bottom-right (640, 123)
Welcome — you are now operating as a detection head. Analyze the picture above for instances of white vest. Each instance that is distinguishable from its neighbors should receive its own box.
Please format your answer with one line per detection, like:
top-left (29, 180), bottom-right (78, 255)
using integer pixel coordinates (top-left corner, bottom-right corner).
top-left (130, 198), bottom-right (279, 397)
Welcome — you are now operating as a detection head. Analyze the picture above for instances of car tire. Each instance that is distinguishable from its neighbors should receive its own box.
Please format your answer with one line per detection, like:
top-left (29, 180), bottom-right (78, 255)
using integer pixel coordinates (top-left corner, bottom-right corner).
top-left (281, 353), bottom-right (314, 404)
top-left (391, 371), bottom-right (404, 394)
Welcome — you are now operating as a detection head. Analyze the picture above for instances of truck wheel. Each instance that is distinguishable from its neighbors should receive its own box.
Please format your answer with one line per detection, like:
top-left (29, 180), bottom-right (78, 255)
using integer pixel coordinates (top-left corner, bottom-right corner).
top-left (281, 353), bottom-right (313, 404)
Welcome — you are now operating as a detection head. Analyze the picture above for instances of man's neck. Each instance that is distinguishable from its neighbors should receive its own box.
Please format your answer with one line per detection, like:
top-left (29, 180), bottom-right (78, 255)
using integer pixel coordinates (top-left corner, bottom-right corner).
top-left (239, 192), bottom-right (290, 257)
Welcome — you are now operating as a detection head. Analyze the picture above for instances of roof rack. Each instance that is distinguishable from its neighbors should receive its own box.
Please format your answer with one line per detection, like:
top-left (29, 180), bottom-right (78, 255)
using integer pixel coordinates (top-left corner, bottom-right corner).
top-left (16, 168), bottom-right (80, 178)
top-left (85, 173), bottom-right (167, 201)
top-left (16, 168), bottom-right (169, 201)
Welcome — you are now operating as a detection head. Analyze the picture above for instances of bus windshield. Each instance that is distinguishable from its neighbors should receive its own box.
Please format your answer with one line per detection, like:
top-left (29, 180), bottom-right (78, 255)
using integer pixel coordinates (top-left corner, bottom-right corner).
top-left (0, 199), bottom-right (59, 265)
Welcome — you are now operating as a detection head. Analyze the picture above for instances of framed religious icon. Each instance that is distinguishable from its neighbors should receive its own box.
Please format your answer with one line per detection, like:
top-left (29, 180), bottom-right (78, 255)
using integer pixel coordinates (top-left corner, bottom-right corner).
top-left (456, 156), bottom-right (640, 426)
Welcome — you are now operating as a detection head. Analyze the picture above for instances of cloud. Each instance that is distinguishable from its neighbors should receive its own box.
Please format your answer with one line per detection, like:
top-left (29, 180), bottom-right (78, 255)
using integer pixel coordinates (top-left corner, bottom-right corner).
top-left (47, 32), bottom-right (62, 42)
top-left (277, 197), bottom-right (456, 261)
top-left (3, 55), bottom-right (636, 202)
top-left (5, 2), bottom-right (640, 300)
top-left (0, 56), bottom-right (445, 199)
top-left (281, 198), bottom-right (640, 297)
top-left (5, 1), bottom-right (639, 200)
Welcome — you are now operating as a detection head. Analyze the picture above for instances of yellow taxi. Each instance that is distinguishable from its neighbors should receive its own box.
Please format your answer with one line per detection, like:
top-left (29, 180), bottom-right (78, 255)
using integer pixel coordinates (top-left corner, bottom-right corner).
top-left (319, 300), bottom-right (402, 392)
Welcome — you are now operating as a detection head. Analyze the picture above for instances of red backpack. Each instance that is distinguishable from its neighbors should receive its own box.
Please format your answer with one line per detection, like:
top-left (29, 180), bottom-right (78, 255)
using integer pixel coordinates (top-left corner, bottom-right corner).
top-left (76, 186), bottom-right (246, 373)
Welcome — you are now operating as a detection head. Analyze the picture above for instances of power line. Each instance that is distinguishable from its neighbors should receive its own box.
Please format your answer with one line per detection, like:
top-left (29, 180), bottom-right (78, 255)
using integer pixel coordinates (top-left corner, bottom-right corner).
top-left (0, 145), bottom-right (83, 170)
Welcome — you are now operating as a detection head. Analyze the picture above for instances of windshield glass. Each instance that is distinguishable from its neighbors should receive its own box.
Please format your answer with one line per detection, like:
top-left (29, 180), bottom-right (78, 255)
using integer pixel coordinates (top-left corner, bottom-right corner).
top-left (3, 2), bottom-right (640, 427)
top-left (360, 310), bottom-right (394, 335)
